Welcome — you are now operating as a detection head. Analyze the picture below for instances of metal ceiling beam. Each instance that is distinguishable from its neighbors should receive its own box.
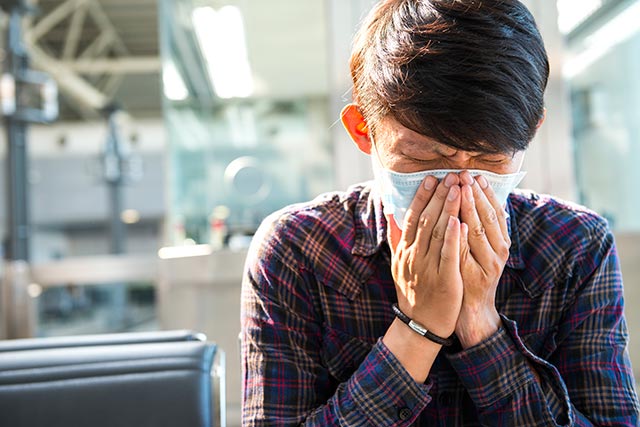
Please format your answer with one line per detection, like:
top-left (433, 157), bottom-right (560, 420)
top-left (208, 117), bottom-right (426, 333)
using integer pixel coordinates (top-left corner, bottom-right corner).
top-left (28, 0), bottom-right (78, 43)
top-left (86, 0), bottom-right (128, 55)
top-left (29, 44), bottom-right (109, 111)
top-left (63, 0), bottom-right (89, 59)
top-left (78, 31), bottom-right (114, 59)
top-left (102, 74), bottom-right (124, 98)
top-left (24, 0), bottom-right (155, 118)
top-left (62, 56), bottom-right (161, 74)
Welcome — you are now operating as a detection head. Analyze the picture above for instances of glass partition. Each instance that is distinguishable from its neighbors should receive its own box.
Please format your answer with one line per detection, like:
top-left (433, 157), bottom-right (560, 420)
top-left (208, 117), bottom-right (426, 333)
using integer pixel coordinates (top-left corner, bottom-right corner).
top-left (159, 0), bottom-right (334, 246)
top-left (561, 0), bottom-right (640, 231)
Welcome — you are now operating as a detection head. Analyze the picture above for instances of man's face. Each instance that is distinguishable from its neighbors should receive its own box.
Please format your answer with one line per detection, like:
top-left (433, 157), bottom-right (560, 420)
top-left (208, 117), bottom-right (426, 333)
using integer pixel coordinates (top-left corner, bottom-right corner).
top-left (372, 116), bottom-right (525, 174)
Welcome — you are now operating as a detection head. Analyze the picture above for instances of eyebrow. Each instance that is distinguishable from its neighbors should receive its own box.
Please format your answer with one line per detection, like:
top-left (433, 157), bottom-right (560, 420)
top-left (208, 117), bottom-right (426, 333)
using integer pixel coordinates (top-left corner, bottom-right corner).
top-left (397, 135), bottom-right (441, 152)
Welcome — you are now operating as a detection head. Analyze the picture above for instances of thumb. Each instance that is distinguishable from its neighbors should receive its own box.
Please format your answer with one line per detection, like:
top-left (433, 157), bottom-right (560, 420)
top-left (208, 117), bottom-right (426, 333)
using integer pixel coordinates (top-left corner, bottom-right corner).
top-left (460, 222), bottom-right (470, 261)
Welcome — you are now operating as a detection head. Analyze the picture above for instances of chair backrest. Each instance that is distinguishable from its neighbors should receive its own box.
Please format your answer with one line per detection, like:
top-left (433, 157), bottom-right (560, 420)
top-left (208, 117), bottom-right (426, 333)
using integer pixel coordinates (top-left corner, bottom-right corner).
top-left (0, 330), bottom-right (225, 427)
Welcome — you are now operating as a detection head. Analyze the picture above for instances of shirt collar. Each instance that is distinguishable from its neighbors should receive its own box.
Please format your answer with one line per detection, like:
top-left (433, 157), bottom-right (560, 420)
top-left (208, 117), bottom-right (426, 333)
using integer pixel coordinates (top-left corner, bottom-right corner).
top-left (352, 182), bottom-right (387, 257)
top-left (505, 197), bottom-right (525, 270)
top-left (352, 182), bottom-right (525, 271)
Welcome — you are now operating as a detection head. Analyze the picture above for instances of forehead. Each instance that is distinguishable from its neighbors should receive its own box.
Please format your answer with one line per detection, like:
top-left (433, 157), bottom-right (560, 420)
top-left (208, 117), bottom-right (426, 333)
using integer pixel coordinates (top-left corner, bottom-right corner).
top-left (374, 115), bottom-right (515, 156)
top-left (375, 116), bottom-right (454, 153)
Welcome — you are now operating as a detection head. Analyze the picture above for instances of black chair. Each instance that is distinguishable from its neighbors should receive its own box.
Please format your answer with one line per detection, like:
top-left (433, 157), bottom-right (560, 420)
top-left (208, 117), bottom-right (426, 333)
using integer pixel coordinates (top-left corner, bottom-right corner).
top-left (0, 330), bottom-right (225, 427)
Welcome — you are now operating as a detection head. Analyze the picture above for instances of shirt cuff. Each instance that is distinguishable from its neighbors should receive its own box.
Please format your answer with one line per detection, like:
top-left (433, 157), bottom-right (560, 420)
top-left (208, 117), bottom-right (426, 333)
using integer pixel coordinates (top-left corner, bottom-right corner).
top-left (445, 318), bottom-right (536, 408)
top-left (345, 338), bottom-right (433, 426)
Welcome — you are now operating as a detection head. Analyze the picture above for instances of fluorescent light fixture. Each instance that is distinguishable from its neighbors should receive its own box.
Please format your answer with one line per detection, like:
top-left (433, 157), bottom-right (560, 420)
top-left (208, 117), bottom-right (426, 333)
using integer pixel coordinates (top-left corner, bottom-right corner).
top-left (565, 1), bottom-right (640, 78)
top-left (158, 244), bottom-right (213, 260)
top-left (163, 61), bottom-right (189, 101)
top-left (192, 5), bottom-right (254, 99)
top-left (557, 0), bottom-right (602, 35)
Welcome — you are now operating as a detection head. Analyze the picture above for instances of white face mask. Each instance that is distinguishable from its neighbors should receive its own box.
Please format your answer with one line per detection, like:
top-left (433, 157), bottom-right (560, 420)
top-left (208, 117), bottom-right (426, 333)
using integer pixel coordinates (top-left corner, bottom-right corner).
top-left (371, 153), bottom-right (526, 229)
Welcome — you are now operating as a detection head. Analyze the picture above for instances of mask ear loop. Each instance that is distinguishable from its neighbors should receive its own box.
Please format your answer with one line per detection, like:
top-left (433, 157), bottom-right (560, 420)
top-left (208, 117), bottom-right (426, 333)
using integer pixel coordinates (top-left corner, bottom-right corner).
top-left (368, 132), bottom-right (387, 171)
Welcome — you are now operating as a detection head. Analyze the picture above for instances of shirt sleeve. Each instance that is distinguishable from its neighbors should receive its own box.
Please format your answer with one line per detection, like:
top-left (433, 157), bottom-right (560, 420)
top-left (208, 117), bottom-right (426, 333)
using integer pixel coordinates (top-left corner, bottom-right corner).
top-left (446, 228), bottom-right (640, 426)
top-left (240, 219), bottom-right (433, 427)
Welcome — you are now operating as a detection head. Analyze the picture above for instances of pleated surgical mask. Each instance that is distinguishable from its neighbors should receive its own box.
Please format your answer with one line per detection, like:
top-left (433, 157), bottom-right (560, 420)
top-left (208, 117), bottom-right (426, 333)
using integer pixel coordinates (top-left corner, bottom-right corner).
top-left (371, 152), bottom-right (526, 229)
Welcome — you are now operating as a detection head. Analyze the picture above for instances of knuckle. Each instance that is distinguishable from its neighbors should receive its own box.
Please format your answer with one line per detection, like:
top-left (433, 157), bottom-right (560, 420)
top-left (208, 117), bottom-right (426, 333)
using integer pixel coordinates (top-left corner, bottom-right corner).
top-left (471, 224), bottom-right (486, 238)
top-left (419, 213), bottom-right (431, 228)
top-left (490, 258), bottom-right (504, 274)
top-left (403, 215), bottom-right (418, 231)
top-left (406, 248), bottom-right (419, 266)
top-left (484, 208), bottom-right (499, 225)
top-left (432, 225), bottom-right (445, 241)
top-left (497, 244), bottom-right (510, 260)
top-left (504, 236), bottom-right (512, 247)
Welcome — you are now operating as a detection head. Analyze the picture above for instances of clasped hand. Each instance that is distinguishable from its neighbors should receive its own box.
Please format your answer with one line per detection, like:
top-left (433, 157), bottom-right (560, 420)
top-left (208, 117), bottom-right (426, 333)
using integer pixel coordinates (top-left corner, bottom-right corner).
top-left (388, 172), bottom-right (509, 348)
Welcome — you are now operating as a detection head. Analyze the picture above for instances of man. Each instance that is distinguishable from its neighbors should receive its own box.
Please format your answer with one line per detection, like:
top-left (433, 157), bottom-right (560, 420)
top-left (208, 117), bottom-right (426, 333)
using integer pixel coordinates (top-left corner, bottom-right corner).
top-left (241, 0), bottom-right (640, 425)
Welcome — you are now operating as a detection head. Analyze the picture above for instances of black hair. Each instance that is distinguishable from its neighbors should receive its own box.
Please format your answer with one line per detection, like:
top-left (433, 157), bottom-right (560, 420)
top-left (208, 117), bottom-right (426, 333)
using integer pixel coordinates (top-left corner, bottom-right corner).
top-left (350, 0), bottom-right (549, 153)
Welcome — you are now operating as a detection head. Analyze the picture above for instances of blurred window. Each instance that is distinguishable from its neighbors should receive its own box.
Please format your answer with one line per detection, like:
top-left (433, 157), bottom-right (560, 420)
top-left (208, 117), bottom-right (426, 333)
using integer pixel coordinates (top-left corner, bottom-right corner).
top-left (562, 0), bottom-right (640, 231)
top-left (159, 0), bottom-right (334, 246)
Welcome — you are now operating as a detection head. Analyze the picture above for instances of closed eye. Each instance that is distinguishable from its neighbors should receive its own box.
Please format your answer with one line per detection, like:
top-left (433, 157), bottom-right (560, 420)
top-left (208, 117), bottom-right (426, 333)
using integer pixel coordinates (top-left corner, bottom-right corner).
top-left (476, 154), bottom-right (513, 164)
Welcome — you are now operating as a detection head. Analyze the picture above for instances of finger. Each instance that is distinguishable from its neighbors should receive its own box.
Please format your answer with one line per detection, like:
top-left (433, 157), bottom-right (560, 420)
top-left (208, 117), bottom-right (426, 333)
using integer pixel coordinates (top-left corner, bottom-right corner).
top-left (476, 175), bottom-right (510, 244)
top-left (409, 173), bottom-right (459, 252)
top-left (400, 175), bottom-right (439, 247)
top-left (459, 221), bottom-right (470, 264)
top-left (422, 182), bottom-right (461, 259)
top-left (459, 184), bottom-right (495, 268)
top-left (439, 216), bottom-right (460, 277)
top-left (386, 214), bottom-right (402, 255)
top-left (468, 178), bottom-right (508, 255)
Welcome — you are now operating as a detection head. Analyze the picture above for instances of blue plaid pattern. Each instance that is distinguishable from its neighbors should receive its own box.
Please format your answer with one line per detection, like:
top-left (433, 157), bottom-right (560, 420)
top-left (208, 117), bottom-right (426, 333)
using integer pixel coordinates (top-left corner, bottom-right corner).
top-left (241, 182), bottom-right (640, 426)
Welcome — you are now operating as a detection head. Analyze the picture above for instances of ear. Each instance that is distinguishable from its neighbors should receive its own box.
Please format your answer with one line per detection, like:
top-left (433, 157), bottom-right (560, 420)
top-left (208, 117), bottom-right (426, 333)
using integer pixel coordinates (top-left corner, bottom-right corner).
top-left (536, 108), bottom-right (547, 129)
top-left (340, 104), bottom-right (372, 155)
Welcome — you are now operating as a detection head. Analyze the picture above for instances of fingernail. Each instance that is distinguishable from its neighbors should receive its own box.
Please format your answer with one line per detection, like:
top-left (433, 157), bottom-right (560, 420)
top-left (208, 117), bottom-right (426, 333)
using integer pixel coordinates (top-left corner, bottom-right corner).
top-left (477, 175), bottom-right (489, 189)
top-left (462, 171), bottom-right (474, 186)
top-left (444, 174), bottom-right (457, 188)
top-left (448, 216), bottom-right (456, 229)
top-left (424, 176), bottom-right (436, 191)
top-left (447, 186), bottom-right (459, 201)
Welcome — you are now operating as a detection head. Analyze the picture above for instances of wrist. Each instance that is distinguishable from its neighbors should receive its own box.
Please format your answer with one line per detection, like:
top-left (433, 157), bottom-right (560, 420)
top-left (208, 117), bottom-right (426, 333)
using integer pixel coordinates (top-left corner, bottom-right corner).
top-left (392, 304), bottom-right (454, 346)
top-left (383, 318), bottom-right (442, 383)
top-left (455, 307), bottom-right (501, 349)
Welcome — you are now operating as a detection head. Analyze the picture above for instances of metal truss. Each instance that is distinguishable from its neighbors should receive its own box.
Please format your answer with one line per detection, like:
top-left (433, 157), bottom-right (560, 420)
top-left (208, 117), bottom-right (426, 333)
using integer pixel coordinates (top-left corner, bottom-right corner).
top-left (24, 0), bottom-right (159, 118)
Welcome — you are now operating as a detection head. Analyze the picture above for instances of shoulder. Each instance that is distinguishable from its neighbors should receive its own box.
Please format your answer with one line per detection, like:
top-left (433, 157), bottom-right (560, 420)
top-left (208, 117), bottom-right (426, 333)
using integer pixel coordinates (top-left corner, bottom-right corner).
top-left (246, 183), bottom-right (373, 269)
top-left (509, 189), bottom-right (615, 283)
top-left (510, 189), bottom-right (611, 244)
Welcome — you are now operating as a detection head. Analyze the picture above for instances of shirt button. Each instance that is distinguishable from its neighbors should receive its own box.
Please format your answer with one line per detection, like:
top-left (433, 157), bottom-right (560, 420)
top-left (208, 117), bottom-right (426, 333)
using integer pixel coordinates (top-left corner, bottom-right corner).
top-left (398, 407), bottom-right (412, 421)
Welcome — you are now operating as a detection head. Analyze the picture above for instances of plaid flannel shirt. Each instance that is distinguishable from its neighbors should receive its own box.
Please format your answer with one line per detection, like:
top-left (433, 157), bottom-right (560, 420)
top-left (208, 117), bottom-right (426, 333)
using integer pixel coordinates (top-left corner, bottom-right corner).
top-left (241, 182), bottom-right (640, 426)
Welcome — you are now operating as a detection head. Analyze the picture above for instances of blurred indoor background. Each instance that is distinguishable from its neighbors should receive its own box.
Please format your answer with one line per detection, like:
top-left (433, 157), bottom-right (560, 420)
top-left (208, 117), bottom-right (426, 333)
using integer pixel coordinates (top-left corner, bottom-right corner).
top-left (0, 0), bottom-right (638, 425)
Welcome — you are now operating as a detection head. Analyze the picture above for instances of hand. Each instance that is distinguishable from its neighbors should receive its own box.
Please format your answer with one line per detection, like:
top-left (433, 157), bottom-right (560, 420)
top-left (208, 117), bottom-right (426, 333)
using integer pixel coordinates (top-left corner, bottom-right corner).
top-left (387, 173), bottom-right (464, 340)
top-left (455, 171), bottom-right (510, 348)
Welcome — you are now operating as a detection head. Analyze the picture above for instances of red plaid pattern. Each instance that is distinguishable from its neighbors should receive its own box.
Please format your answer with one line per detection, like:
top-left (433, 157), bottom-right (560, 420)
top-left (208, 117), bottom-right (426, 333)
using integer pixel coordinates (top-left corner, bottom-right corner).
top-left (241, 183), bottom-right (639, 426)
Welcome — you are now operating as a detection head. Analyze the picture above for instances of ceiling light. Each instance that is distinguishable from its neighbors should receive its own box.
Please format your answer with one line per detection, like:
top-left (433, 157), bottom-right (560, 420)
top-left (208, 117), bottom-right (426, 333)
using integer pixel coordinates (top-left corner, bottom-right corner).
top-left (192, 5), bottom-right (254, 99)
top-left (163, 61), bottom-right (189, 101)
top-left (565, 1), bottom-right (640, 79)
top-left (557, 0), bottom-right (602, 35)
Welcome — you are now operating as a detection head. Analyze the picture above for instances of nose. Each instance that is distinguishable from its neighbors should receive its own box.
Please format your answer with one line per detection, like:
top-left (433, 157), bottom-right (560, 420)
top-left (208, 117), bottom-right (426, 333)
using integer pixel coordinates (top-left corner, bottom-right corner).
top-left (441, 150), bottom-right (476, 170)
